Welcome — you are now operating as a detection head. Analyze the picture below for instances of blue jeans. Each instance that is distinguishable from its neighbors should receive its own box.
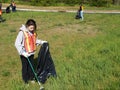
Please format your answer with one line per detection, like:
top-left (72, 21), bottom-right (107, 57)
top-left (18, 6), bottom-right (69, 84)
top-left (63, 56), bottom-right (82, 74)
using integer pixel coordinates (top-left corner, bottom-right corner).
top-left (79, 11), bottom-right (84, 20)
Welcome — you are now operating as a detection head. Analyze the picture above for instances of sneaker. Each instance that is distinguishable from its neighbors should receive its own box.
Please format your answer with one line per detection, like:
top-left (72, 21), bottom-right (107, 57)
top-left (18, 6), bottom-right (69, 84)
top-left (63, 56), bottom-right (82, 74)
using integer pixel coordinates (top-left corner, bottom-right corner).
top-left (25, 83), bottom-right (29, 87)
top-left (30, 80), bottom-right (35, 84)
top-left (40, 86), bottom-right (44, 90)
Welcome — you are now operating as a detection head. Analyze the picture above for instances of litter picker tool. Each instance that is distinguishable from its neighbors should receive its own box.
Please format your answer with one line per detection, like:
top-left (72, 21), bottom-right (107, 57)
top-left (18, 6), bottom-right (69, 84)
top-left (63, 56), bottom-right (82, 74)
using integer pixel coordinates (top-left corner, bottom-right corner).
top-left (26, 57), bottom-right (44, 90)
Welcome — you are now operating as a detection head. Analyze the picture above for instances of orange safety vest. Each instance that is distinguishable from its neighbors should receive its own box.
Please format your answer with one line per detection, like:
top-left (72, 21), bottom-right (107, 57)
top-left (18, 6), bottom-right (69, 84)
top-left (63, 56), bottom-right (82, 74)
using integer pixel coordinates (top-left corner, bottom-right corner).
top-left (0, 10), bottom-right (2, 15)
top-left (82, 6), bottom-right (84, 10)
top-left (23, 31), bottom-right (36, 53)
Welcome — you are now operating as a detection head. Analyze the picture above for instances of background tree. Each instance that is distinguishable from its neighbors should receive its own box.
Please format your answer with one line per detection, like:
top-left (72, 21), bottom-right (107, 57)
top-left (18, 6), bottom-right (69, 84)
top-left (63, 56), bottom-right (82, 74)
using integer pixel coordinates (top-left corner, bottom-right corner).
top-left (2, 0), bottom-right (120, 6)
top-left (112, 0), bottom-right (120, 5)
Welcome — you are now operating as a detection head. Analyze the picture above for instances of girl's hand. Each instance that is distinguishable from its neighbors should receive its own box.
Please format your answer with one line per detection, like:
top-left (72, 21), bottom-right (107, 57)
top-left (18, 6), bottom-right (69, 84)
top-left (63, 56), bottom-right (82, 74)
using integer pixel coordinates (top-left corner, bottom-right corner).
top-left (22, 52), bottom-right (30, 58)
top-left (41, 41), bottom-right (48, 44)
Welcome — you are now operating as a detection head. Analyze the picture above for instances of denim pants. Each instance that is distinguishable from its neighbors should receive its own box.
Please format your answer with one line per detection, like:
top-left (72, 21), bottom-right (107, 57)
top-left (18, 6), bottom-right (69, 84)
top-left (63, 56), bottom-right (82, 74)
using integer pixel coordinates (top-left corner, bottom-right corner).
top-left (80, 11), bottom-right (84, 20)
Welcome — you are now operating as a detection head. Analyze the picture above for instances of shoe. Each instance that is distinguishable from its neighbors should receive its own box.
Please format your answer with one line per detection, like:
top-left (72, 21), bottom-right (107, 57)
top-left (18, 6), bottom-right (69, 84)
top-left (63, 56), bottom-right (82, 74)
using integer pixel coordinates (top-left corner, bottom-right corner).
top-left (30, 80), bottom-right (35, 84)
top-left (25, 83), bottom-right (29, 87)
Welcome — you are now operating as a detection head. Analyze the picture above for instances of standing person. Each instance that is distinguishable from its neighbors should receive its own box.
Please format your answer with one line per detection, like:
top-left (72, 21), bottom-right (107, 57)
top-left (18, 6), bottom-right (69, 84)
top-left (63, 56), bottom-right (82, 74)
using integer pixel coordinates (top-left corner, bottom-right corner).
top-left (15, 19), bottom-right (47, 84)
top-left (0, 2), bottom-right (6, 22)
top-left (11, 1), bottom-right (16, 12)
top-left (79, 4), bottom-right (84, 20)
top-left (0, 2), bottom-right (2, 20)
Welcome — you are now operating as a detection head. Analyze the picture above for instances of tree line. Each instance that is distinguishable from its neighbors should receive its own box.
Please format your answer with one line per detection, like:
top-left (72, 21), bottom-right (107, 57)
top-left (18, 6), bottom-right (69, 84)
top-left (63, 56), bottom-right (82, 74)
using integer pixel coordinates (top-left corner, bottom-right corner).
top-left (2, 0), bottom-right (120, 6)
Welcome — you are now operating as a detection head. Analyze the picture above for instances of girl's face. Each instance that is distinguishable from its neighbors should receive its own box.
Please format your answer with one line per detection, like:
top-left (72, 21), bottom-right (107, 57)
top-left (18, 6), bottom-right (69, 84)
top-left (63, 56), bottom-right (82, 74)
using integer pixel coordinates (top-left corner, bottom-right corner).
top-left (27, 25), bottom-right (35, 32)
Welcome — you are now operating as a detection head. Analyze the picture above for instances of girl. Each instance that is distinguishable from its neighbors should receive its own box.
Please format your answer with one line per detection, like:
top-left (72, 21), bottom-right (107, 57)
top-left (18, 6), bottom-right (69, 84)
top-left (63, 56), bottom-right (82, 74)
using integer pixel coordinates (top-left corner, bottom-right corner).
top-left (79, 4), bottom-right (84, 20)
top-left (15, 19), bottom-right (47, 84)
top-left (0, 2), bottom-right (2, 20)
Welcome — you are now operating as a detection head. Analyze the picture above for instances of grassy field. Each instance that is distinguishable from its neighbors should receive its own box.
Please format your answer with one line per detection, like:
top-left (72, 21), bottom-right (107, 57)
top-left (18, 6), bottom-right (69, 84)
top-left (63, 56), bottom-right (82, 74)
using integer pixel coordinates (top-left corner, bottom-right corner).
top-left (0, 11), bottom-right (120, 90)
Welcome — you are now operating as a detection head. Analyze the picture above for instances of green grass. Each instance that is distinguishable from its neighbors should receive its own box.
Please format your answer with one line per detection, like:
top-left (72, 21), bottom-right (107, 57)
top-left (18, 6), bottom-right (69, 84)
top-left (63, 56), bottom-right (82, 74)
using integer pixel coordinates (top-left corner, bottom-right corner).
top-left (0, 11), bottom-right (120, 90)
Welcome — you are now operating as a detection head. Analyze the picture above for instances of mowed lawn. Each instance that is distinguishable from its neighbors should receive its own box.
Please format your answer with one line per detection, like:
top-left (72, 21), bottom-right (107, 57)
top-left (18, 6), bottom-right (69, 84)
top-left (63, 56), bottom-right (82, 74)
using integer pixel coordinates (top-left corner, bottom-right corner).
top-left (0, 11), bottom-right (120, 90)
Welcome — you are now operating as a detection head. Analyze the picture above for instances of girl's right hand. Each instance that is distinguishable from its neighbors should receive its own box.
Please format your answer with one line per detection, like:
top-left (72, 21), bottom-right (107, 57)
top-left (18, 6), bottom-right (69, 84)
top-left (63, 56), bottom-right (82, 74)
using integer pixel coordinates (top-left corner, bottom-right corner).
top-left (22, 52), bottom-right (30, 58)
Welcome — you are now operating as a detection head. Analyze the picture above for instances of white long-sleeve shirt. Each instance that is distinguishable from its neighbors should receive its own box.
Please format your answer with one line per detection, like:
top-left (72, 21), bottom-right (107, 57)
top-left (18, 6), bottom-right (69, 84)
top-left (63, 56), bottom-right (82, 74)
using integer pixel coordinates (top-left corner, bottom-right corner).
top-left (15, 25), bottom-right (43, 55)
